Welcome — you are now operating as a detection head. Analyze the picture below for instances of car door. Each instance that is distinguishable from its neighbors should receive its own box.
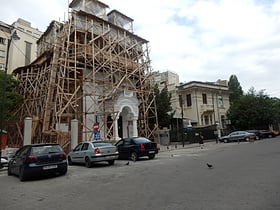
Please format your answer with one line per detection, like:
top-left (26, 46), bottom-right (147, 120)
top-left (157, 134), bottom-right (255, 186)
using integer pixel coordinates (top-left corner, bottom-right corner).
top-left (10, 146), bottom-right (30, 175)
top-left (230, 132), bottom-right (239, 141)
top-left (238, 131), bottom-right (247, 140)
top-left (115, 140), bottom-right (125, 158)
top-left (80, 143), bottom-right (89, 162)
top-left (70, 143), bottom-right (83, 163)
top-left (121, 139), bottom-right (134, 158)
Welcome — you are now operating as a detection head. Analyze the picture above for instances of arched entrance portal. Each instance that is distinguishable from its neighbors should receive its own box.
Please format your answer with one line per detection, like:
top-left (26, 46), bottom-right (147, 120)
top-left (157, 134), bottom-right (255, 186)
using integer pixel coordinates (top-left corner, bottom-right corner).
top-left (114, 90), bottom-right (139, 140)
top-left (118, 106), bottom-right (138, 138)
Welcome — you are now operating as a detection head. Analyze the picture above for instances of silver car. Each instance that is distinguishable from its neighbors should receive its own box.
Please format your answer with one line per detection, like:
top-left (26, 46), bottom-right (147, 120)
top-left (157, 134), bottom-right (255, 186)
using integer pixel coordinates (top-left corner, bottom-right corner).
top-left (68, 141), bottom-right (119, 168)
top-left (219, 131), bottom-right (256, 143)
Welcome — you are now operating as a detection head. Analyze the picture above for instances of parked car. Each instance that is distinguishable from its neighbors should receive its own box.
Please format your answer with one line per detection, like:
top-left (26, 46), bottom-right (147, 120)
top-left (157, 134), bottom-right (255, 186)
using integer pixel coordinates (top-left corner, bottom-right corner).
top-left (219, 131), bottom-right (256, 143)
top-left (258, 130), bottom-right (275, 138)
top-left (246, 130), bottom-right (261, 140)
top-left (246, 130), bottom-right (275, 139)
top-left (1, 157), bottom-right (8, 168)
top-left (68, 141), bottom-right (119, 168)
top-left (8, 143), bottom-right (68, 181)
top-left (115, 137), bottom-right (159, 161)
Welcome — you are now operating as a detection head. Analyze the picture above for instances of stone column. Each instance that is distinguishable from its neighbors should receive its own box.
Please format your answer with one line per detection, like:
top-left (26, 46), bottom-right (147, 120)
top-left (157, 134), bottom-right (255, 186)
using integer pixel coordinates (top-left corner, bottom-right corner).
top-left (23, 117), bottom-right (32, 145)
top-left (132, 118), bottom-right (138, 137)
top-left (114, 114), bottom-right (120, 140)
top-left (71, 119), bottom-right (79, 149)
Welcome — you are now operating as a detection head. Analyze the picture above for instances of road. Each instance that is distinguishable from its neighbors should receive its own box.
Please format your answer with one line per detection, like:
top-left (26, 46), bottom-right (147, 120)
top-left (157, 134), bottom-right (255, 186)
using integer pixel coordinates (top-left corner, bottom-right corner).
top-left (0, 137), bottom-right (280, 210)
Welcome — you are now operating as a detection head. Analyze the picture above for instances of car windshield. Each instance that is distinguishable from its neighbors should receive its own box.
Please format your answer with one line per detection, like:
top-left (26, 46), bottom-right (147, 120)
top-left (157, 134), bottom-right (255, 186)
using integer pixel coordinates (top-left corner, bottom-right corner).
top-left (31, 145), bottom-right (62, 155)
top-left (92, 142), bottom-right (112, 147)
top-left (133, 138), bottom-right (151, 144)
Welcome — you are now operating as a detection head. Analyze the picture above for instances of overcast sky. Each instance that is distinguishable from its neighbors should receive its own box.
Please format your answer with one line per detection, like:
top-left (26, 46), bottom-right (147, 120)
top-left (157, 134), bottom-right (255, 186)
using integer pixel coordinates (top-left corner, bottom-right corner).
top-left (1, 0), bottom-right (280, 98)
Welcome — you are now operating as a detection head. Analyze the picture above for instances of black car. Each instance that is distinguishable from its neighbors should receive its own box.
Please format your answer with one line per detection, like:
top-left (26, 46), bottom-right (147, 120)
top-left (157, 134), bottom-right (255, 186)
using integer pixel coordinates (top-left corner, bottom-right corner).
top-left (8, 143), bottom-right (68, 181)
top-left (258, 130), bottom-right (275, 138)
top-left (115, 137), bottom-right (159, 161)
top-left (246, 130), bottom-right (275, 139)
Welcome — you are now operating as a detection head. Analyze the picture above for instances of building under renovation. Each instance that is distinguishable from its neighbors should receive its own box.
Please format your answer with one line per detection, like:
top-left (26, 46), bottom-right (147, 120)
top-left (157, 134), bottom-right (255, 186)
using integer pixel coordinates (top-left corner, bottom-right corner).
top-left (11, 0), bottom-right (158, 150)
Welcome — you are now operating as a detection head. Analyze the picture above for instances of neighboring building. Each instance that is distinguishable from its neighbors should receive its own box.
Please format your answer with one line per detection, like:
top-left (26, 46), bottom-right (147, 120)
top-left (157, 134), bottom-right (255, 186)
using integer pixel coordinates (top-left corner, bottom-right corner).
top-left (153, 70), bottom-right (181, 118)
top-left (0, 21), bottom-right (11, 71)
top-left (153, 71), bottom-right (230, 129)
top-left (177, 80), bottom-right (230, 128)
top-left (0, 19), bottom-right (43, 74)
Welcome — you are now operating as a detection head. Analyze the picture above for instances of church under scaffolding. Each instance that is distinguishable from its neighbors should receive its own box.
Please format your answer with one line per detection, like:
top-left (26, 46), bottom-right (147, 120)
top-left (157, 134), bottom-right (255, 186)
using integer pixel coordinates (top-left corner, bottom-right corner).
top-left (10, 0), bottom-right (158, 150)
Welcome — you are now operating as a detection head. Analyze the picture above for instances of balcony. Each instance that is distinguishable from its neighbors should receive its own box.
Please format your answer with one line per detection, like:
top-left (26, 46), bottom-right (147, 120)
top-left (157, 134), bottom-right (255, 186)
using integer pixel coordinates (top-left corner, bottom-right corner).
top-left (200, 104), bottom-right (214, 113)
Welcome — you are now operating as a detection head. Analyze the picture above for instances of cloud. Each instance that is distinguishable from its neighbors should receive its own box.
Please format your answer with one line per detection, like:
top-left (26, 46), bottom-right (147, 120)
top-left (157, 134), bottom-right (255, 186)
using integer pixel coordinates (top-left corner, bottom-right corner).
top-left (1, 0), bottom-right (280, 97)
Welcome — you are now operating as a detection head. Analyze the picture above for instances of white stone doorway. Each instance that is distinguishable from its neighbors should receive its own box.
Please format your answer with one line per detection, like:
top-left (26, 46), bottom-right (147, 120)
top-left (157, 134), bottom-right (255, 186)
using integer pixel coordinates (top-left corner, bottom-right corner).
top-left (114, 90), bottom-right (139, 140)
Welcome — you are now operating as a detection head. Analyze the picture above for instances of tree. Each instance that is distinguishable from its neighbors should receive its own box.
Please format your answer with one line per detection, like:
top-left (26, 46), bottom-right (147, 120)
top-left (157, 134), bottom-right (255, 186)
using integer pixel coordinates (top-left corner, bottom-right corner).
top-left (227, 89), bottom-right (275, 130)
top-left (0, 72), bottom-right (23, 121)
top-left (154, 84), bottom-right (174, 128)
top-left (228, 75), bottom-right (243, 103)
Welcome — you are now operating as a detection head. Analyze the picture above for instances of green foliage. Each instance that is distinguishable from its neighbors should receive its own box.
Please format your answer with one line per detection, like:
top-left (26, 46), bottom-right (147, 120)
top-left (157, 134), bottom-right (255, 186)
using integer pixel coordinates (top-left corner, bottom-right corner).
top-left (227, 89), bottom-right (277, 129)
top-left (154, 84), bottom-right (174, 128)
top-left (0, 72), bottom-right (23, 121)
top-left (228, 75), bottom-right (243, 103)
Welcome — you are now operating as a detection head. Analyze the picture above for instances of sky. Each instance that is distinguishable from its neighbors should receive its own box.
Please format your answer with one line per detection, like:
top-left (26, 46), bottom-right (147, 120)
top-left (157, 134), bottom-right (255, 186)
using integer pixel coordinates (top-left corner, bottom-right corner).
top-left (1, 0), bottom-right (280, 98)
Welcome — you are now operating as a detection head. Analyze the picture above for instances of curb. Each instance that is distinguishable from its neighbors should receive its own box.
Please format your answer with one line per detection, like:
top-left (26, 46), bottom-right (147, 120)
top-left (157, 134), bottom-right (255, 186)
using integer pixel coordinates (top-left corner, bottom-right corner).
top-left (159, 141), bottom-right (219, 153)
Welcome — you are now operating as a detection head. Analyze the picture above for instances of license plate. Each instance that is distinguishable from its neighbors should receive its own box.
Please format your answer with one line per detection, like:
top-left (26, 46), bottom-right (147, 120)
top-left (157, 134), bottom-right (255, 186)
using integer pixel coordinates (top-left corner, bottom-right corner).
top-left (43, 165), bottom-right (57, 170)
top-left (149, 151), bottom-right (155, 154)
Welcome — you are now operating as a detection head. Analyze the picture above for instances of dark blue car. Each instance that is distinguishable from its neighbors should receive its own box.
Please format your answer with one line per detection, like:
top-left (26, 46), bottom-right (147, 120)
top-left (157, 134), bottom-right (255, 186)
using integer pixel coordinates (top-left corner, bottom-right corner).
top-left (8, 143), bottom-right (68, 181)
top-left (115, 137), bottom-right (159, 161)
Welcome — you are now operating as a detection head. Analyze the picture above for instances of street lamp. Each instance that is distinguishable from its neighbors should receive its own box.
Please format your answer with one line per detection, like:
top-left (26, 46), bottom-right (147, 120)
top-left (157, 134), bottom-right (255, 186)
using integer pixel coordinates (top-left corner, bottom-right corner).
top-left (179, 94), bottom-right (184, 147)
top-left (0, 30), bottom-right (20, 168)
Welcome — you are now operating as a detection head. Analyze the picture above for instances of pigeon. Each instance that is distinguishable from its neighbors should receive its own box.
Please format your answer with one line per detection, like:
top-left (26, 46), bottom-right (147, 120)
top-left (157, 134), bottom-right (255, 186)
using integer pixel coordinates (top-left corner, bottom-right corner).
top-left (125, 161), bottom-right (130, 165)
top-left (207, 163), bottom-right (213, 169)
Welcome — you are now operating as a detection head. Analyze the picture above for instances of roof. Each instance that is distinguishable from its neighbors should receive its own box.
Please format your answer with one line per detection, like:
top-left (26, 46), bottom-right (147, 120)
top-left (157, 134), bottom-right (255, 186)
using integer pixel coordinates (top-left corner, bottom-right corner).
top-left (76, 10), bottom-right (148, 43)
top-left (178, 80), bottom-right (228, 90)
top-left (107, 9), bottom-right (134, 22)
top-left (69, 0), bottom-right (109, 9)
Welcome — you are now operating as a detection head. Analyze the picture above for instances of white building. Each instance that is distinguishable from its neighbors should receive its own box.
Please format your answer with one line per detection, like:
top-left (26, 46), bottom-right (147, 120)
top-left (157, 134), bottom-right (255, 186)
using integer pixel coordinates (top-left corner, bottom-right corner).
top-left (5, 18), bottom-right (42, 74)
top-left (177, 80), bottom-right (230, 128)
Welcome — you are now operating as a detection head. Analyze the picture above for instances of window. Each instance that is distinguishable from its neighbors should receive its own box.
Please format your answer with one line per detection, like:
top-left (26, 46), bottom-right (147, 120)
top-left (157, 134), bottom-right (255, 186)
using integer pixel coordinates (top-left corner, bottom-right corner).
top-left (186, 94), bottom-right (192, 107)
top-left (0, 37), bottom-right (5, 45)
top-left (81, 143), bottom-right (89, 151)
top-left (0, 63), bottom-right (4, 70)
top-left (25, 41), bottom-right (32, 65)
top-left (73, 143), bottom-right (83, 151)
top-left (202, 93), bottom-right (207, 104)
top-left (218, 95), bottom-right (223, 107)
top-left (0, 50), bottom-right (5, 57)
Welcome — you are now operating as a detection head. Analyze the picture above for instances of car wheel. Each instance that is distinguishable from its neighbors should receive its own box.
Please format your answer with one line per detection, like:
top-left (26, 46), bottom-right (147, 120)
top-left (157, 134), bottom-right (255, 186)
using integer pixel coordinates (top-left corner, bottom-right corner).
top-left (7, 165), bottom-right (12, 176)
top-left (148, 154), bottom-right (155, 159)
top-left (245, 137), bottom-right (250, 141)
top-left (85, 157), bottom-right (92, 168)
top-left (60, 168), bottom-right (67, 176)
top-left (108, 160), bottom-right (115, 165)
top-left (68, 156), bottom-right (73, 165)
top-left (268, 134), bottom-right (272, 138)
top-left (255, 136), bottom-right (260, 140)
top-left (131, 152), bottom-right (138, 162)
top-left (224, 139), bottom-right (228, 143)
top-left (19, 167), bottom-right (27, 181)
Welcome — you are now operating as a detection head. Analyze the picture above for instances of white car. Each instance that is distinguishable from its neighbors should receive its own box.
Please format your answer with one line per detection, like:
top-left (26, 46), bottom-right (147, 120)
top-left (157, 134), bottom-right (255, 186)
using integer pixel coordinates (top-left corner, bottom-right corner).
top-left (68, 141), bottom-right (119, 168)
top-left (1, 157), bottom-right (8, 168)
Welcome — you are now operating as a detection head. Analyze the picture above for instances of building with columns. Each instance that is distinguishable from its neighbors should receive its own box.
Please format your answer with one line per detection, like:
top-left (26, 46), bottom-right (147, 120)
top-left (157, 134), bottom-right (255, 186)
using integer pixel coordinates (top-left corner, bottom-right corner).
top-left (153, 71), bottom-right (230, 129)
top-left (177, 80), bottom-right (230, 128)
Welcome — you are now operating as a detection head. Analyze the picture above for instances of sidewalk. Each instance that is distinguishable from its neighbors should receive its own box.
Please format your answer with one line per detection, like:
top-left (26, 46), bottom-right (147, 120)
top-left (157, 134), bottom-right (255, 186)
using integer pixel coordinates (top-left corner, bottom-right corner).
top-left (158, 140), bottom-right (218, 152)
